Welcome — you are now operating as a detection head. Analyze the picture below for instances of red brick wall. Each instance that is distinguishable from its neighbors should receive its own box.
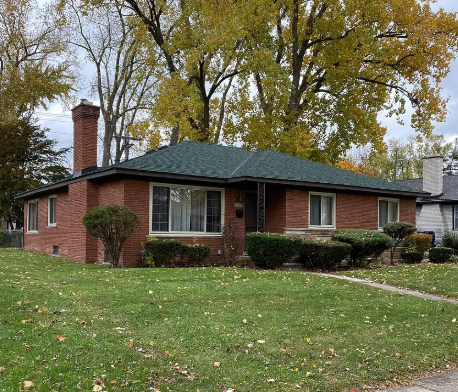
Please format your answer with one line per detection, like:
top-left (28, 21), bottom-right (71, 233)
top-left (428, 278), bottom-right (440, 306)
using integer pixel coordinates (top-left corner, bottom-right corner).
top-left (400, 198), bottom-right (416, 224)
top-left (266, 185), bottom-right (286, 232)
top-left (24, 193), bottom-right (70, 257)
top-left (67, 181), bottom-right (99, 263)
top-left (285, 188), bottom-right (308, 228)
top-left (336, 193), bottom-right (379, 230)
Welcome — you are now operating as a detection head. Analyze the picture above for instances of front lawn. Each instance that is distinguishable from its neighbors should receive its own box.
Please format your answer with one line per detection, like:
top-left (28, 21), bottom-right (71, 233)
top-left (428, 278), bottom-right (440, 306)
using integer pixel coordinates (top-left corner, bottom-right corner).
top-left (1, 249), bottom-right (458, 392)
top-left (340, 262), bottom-right (458, 299)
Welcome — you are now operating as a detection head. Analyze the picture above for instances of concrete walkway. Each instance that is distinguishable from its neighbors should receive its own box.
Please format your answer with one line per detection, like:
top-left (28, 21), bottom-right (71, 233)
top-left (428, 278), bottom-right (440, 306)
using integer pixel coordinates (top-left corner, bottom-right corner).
top-left (309, 272), bottom-right (458, 304)
top-left (377, 370), bottom-right (458, 391)
top-left (305, 272), bottom-right (458, 391)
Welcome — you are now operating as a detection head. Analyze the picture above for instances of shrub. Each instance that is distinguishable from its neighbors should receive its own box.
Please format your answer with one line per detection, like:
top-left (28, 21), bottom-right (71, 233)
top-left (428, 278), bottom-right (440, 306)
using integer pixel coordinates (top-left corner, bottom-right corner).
top-left (144, 238), bottom-right (183, 267)
top-left (442, 232), bottom-right (458, 254)
top-left (405, 233), bottom-right (432, 253)
top-left (331, 229), bottom-right (394, 268)
top-left (383, 222), bottom-right (416, 263)
top-left (245, 232), bottom-right (302, 269)
top-left (299, 240), bottom-right (351, 269)
top-left (401, 251), bottom-right (424, 264)
top-left (429, 247), bottom-right (453, 263)
top-left (221, 217), bottom-right (243, 267)
top-left (82, 205), bottom-right (138, 267)
top-left (182, 243), bottom-right (211, 267)
top-left (0, 227), bottom-right (4, 246)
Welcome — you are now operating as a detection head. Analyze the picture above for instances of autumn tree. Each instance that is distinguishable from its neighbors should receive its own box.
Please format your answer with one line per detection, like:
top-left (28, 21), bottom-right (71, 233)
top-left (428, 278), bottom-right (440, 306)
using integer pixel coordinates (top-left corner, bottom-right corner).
top-left (346, 134), bottom-right (454, 180)
top-left (0, 0), bottom-right (72, 121)
top-left (0, 117), bottom-right (70, 228)
top-left (227, 0), bottom-right (458, 163)
top-left (118, 0), bottom-right (264, 144)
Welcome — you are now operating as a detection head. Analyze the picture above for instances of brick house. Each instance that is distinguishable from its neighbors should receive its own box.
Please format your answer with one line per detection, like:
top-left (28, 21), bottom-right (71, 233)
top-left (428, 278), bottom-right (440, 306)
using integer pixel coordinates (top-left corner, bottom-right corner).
top-left (17, 101), bottom-right (426, 267)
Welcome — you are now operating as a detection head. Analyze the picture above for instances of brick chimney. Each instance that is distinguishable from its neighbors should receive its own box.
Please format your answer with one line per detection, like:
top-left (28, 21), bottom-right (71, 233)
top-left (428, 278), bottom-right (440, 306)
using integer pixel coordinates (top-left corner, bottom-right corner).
top-left (71, 99), bottom-right (100, 174)
top-left (423, 153), bottom-right (443, 196)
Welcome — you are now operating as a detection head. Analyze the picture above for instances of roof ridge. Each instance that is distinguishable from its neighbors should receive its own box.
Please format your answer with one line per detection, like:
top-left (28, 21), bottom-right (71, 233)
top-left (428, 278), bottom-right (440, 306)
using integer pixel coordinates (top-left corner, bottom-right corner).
top-left (228, 150), bottom-right (256, 178)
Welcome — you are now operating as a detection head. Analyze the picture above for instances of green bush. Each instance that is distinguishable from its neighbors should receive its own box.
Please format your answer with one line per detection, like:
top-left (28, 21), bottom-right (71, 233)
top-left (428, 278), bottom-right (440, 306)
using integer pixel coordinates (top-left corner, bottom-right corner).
top-left (383, 222), bottom-right (416, 263)
top-left (331, 229), bottom-right (394, 268)
top-left (82, 205), bottom-right (138, 267)
top-left (299, 240), bottom-right (351, 269)
top-left (401, 251), bottom-right (424, 264)
top-left (144, 238), bottom-right (183, 267)
top-left (182, 244), bottom-right (211, 266)
top-left (245, 233), bottom-right (302, 269)
top-left (442, 232), bottom-right (458, 254)
top-left (405, 233), bottom-right (433, 253)
top-left (429, 247), bottom-right (453, 263)
top-left (0, 228), bottom-right (5, 246)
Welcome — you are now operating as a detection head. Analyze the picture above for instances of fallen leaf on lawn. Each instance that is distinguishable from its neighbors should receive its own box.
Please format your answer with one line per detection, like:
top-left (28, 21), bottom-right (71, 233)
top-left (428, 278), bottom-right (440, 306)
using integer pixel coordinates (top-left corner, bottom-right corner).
top-left (55, 335), bottom-right (66, 342)
top-left (257, 340), bottom-right (265, 344)
top-left (129, 339), bottom-right (134, 347)
top-left (23, 381), bottom-right (35, 389)
top-left (0, 367), bottom-right (4, 372)
top-left (158, 305), bottom-right (162, 309)
top-left (453, 318), bottom-right (456, 323)
top-left (214, 362), bottom-right (221, 368)
top-left (306, 372), bottom-right (313, 377)
top-left (242, 319), bottom-right (247, 324)
top-left (148, 290), bottom-right (153, 294)
top-left (93, 386), bottom-right (103, 392)
top-left (266, 379), bottom-right (276, 383)
top-left (306, 337), bottom-right (311, 344)
top-left (395, 353), bottom-right (403, 357)
top-left (164, 350), bottom-right (170, 356)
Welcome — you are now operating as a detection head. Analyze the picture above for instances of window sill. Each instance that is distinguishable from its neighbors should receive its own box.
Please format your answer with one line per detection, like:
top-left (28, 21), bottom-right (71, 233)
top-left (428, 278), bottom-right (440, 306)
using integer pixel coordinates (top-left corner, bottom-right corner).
top-left (26, 231), bottom-right (38, 235)
top-left (47, 225), bottom-right (57, 229)
top-left (308, 226), bottom-right (335, 231)
top-left (148, 233), bottom-right (222, 238)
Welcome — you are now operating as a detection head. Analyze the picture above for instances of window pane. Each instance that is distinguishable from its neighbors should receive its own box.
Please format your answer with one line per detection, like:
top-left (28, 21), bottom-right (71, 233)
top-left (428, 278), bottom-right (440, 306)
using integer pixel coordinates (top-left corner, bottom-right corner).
top-left (49, 198), bottom-right (56, 225)
top-left (171, 188), bottom-right (205, 232)
top-left (388, 201), bottom-right (398, 223)
top-left (321, 196), bottom-right (333, 225)
top-left (28, 202), bottom-right (38, 231)
top-left (206, 191), bottom-right (221, 232)
top-left (310, 195), bottom-right (321, 225)
top-left (379, 200), bottom-right (388, 227)
top-left (152, 187), bottom-right (169, 231)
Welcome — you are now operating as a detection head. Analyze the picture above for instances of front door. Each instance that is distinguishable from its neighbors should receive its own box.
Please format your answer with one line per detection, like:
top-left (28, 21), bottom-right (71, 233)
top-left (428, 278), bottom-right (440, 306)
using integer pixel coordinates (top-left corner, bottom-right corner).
top-left (245, 193), bottom-right (257, 233)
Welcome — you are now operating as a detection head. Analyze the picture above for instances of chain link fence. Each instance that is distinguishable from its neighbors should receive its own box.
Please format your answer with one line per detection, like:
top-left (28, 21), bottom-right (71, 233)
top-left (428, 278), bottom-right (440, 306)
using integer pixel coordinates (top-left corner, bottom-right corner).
top-left (0, 230), bottom-right (23, 249)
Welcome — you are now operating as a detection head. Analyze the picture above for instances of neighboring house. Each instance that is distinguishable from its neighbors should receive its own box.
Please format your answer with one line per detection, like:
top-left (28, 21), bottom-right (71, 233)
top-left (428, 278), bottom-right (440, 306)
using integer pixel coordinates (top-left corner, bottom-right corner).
top-left (396, 154), bottom-right (458, 244)
top-left (16, 101), bottom-right (426, 267)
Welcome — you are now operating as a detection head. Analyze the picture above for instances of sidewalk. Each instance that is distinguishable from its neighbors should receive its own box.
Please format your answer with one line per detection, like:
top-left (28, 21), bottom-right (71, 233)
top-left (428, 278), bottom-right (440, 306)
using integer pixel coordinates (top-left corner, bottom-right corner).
top-left (377, 370), bottom-right (458, 391)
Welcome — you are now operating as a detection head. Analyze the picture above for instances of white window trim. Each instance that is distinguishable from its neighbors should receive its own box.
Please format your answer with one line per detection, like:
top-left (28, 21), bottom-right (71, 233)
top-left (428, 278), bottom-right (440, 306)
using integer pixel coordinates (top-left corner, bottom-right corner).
top-left (378, 197), bottom-right (400, 229)
top-left (149, 182), bottom-right (225, 236)
top-left (47, 195), bottom-right (57, 227)
top-left (309, 191), bottom-right (336, 229)
top-left (27, 199), bottom-right (39, 234)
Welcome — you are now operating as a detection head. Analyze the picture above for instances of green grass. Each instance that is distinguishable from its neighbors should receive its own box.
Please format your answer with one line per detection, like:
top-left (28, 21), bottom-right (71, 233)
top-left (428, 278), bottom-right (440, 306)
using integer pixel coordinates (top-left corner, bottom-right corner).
top-left (340, 262), bottom-right (458, 299)
top-left (1, 249), bottom-right (458, 391)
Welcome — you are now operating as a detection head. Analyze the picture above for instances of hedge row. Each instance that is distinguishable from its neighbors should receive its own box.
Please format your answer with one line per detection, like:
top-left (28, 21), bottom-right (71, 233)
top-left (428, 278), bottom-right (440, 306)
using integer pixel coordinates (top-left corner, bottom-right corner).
top-left (144, 239), bottom-right (211, 267)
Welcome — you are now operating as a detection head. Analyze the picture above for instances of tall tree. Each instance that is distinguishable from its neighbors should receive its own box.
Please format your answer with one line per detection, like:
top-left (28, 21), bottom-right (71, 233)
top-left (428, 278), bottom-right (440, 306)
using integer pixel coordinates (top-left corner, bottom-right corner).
top-left (346, 134), bottom-right (454, 181)
top-left (64, 0), bottom-right (158, 166)
top-left (0, 117), bottom-right (70, 227)
top-left (118, 0), bottom-right (260, 144)
top-left (0, 0), bottom-right (72, 121)
top-left (227, 0), bottom-right (458, 163)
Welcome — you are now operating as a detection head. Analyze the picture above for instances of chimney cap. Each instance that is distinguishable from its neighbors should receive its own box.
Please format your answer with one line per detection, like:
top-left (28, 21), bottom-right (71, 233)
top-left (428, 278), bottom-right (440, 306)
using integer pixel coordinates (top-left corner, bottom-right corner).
top-left (72, 98), bottom-right (99, 111)
top-left (423, 152), bottom-right (443, 159)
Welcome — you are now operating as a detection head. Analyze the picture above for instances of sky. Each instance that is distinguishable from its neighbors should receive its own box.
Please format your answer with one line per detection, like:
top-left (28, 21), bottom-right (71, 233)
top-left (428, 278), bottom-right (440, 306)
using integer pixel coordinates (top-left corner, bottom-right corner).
top-left (36, 0), bottom-right (458, 167)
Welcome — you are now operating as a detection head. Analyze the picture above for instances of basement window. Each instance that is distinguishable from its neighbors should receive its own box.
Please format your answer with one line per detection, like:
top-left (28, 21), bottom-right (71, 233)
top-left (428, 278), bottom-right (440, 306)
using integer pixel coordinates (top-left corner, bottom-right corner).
top-left (53, 246), bottom-right (59, 256)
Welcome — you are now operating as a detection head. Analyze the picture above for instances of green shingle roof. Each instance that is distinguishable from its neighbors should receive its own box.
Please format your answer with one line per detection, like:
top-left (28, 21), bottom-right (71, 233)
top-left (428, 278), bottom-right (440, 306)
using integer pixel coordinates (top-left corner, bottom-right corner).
top-left (116, 141), bottom-right (425, 194)
top-left (117, 141), bottom-right (252, 178)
